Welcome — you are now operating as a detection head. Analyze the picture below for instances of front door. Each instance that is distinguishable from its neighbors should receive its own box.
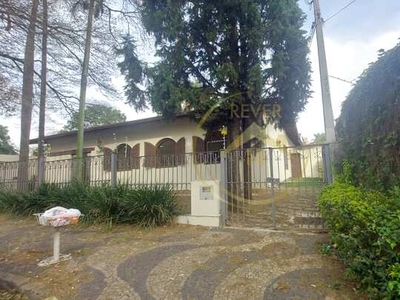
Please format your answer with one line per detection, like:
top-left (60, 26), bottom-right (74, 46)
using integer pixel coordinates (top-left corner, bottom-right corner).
top-left (290, 153), bottom-right (302, 178)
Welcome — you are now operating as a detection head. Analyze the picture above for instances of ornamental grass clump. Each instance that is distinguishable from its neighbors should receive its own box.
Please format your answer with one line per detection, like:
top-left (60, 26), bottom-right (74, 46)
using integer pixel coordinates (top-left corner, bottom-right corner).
top-left (122, 186), bottom-right (177, 228)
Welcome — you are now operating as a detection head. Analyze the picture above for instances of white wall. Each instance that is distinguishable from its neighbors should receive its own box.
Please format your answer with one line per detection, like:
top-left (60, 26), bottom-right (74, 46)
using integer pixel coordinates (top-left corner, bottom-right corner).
top-left (0, 155), bottom-right (19, 162)
top-left (47, 117), bottom-right (204, 154)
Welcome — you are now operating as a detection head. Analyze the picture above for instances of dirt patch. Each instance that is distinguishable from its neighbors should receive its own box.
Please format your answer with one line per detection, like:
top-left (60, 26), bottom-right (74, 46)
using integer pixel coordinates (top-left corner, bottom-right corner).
top-left (261, 241), bottom-right (301, 260)
top-left (265, 267), bottom-right (358, 300)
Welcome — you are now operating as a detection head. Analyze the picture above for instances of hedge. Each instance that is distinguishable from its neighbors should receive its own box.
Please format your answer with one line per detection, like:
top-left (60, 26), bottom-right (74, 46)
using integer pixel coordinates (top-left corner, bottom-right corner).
top-left (318, 183), bottom-right (400, 299)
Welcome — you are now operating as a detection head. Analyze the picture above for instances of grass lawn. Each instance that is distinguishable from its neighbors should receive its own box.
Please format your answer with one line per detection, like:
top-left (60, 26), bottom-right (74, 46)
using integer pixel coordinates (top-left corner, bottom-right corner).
top-left (280, 177), bottom-right (325, 188)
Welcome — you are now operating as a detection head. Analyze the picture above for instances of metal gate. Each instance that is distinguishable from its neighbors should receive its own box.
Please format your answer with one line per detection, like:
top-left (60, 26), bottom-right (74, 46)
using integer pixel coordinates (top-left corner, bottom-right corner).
top-left (221, 144), bottom-right (332, 230)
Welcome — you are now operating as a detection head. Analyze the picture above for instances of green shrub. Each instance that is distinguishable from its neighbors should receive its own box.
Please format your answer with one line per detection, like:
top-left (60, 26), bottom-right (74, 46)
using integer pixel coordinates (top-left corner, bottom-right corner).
top-left (319, 183), bottom-right (400, 299)
top-left (335, 159), bottom-right (355, 185)
top-left (0, 183), bottom-right (178, 228)
top-left (0, 183), bottom-right (60, 216)
top-left (83, 184), bottom-right (132, 226)
top-left (122, 186), bottom-right (177, 228)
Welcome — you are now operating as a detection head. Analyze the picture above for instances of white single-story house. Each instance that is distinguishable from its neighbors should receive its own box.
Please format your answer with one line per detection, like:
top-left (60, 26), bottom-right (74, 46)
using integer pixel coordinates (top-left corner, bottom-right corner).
top-left (0, 114), bottom-right (326, 227)
top-left (0, 114), bottom-right (324, 195)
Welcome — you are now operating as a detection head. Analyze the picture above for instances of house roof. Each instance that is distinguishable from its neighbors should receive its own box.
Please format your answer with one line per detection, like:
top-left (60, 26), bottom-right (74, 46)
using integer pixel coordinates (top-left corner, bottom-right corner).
top-left (30, 112), bottom-right (301, 146)
top-left (29, 114), bottom-right (189, 144)
top-left (283, 123), bottom-right (302, 146)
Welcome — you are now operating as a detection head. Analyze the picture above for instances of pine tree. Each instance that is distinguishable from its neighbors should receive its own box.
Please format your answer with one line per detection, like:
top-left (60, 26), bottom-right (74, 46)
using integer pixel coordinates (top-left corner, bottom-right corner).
top-left (119, 0), bottom-right (311, 200)
top-left (120, 0), bottom-right (311, 139)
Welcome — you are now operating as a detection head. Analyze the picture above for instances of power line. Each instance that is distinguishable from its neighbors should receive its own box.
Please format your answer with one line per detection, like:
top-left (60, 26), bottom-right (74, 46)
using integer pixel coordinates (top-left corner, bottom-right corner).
top-left (329, 75), bottom-right (355, 85)
top-left (307, 0), bottom-right (357, 46)
top-left (325, 0), bottom-right (357, 23)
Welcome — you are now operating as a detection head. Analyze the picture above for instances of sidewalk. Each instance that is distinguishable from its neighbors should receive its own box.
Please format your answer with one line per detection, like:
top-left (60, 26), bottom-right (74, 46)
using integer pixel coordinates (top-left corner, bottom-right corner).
top-left (0, 214), bottom-right (361, 300)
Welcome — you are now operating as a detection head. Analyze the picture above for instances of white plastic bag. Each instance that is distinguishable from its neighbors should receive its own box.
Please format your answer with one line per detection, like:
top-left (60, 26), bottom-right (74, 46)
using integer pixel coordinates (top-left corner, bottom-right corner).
top-left (38, 206), bottom-right (81, 227)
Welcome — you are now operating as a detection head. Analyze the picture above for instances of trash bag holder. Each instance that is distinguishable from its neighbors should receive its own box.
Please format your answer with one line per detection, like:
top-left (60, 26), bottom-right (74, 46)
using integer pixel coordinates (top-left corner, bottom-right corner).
top-left (34, 211), bottom-right (82, 267)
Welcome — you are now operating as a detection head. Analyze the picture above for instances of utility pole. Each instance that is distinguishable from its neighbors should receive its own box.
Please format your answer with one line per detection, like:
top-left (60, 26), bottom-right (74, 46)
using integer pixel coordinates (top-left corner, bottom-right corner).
top-left (312, 0), bottom-right (336, 143)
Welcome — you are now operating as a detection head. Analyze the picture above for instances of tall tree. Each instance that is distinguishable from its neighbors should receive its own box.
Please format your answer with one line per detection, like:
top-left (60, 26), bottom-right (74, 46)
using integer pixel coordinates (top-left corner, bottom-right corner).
top-left (75, 0), bottom-right (97, 181)
top-left (0, 0), bottom-right (143, 116)
top-left (38, 0), bottom-right (49, 185)
top-left (69, 0), bottom-right (143, 180)
top-left (0, 125), bottom-right (18, 155)
top-left (119, 0), bottom-right (311, 199)
top-left (17, 0), bottom-right (39, 190)
top-left (121, 0), bottom-right (310, 133)
top-left (62, 103), bottom-right (126, 131)
top-left (0, 75), bottom-right (19, 115)
top-left (0, 0), bottom-right (144, 186)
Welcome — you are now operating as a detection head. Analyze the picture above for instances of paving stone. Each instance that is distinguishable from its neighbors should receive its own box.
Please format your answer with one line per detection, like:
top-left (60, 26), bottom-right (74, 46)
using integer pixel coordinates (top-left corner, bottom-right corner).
top-left (0, 216), bottom-right (362, 300)
top-left (117, 244), bottom-right (198, 300)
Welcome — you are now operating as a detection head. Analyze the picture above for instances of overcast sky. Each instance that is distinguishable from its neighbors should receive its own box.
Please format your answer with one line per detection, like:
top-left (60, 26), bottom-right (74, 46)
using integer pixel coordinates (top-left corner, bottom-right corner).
top-left (297, 0), bottom-right (400, 141)
top-left (3, 0), bottom-right (400, 146)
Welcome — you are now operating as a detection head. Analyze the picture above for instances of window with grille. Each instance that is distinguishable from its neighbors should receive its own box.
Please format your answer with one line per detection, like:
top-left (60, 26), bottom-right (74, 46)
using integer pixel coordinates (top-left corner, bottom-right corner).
top-left (117, 144), bottom-right (131, 171)
top-left (157, 139), bottom-right (176, 167)
top-left (205, 140), bottom-right (223, 164)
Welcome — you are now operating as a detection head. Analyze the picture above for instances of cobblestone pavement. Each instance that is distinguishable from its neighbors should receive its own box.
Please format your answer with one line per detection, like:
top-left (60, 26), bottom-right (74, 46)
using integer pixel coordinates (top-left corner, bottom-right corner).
top-left (0, 215), bottom-right (362, 299)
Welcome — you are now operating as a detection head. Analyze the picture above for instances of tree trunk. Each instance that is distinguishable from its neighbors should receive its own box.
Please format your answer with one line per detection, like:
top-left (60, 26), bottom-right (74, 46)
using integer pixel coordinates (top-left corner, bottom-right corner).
top-left (75, 0), bottom-right (95, 181)
top-left (38, 0), bottom-right (48, 187)
top-left (18, 0), bottom-right (39, 191)
top-left (227, 116), bottom-right (241, 214)
top-left (242, 118), bottom-right (252, 201)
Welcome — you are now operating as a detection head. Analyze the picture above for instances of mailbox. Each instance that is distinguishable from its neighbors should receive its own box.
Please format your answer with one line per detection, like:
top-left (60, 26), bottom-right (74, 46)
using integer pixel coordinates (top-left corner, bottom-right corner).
top-left (200, 185), bottom-right (213, 200)
top-left (191, 180), bottom-right (220, 217)
top-left (177, 180), bottom-right (222, 227)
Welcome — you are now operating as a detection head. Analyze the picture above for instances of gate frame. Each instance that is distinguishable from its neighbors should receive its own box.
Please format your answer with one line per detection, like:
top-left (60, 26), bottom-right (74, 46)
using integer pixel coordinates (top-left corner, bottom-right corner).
top-left (220, 151), bottom-right (228, 226)
top-left (220, 143), bottom-right (334, 229)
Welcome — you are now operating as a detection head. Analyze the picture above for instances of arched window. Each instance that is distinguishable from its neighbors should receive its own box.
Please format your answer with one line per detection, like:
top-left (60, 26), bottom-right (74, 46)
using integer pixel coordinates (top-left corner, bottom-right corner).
top-left (157, 138), bottom-right (176, 167)
top-left (204, 129), bottom-right (224, 164)
top-left (116, 144), bottom-right (131, 171)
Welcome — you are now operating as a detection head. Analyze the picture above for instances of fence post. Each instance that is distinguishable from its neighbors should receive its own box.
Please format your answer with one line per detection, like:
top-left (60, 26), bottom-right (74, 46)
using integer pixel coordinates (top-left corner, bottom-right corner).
top-left (220, 150), bottom-right (227, 226)
top-left (110, 152), bottom-right (117, 186)
top-left (323, 144), bottom-right (333, 184)
top-left (268, 147), bottom-right (277, 230)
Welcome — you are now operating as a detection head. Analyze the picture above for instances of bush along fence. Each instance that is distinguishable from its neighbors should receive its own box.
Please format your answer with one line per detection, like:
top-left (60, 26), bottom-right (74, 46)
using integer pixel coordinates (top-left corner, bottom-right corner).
top-left (0, 182), bottom-right (178, 228)
top-left (318, 182), bottom-right (400, 299)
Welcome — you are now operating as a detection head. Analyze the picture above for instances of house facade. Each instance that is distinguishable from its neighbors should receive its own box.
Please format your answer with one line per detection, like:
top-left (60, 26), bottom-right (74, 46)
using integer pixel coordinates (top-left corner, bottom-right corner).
top-left (26, 114), bottom-right (304, 185)
top-left (0, 114), bottom-right (324, 194)
top-left (31, 114), bottom-right (296, 157)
